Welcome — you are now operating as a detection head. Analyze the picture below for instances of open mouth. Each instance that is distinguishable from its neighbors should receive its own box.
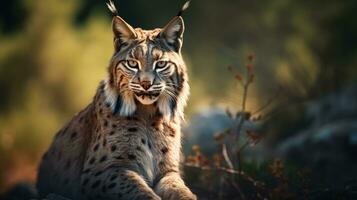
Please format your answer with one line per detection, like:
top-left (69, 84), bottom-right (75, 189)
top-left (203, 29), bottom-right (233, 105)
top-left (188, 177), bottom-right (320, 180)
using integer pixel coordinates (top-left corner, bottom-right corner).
top-left (134, 92), bottom-right (160, 99)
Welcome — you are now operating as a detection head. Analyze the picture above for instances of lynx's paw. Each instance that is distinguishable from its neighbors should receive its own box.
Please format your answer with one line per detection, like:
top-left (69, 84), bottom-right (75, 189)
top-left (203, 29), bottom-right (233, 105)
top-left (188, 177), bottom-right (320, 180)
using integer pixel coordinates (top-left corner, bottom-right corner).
top-left (155, 173), bottom-right (196, 200)
top-left (158, 189), bottom-right (197, 200)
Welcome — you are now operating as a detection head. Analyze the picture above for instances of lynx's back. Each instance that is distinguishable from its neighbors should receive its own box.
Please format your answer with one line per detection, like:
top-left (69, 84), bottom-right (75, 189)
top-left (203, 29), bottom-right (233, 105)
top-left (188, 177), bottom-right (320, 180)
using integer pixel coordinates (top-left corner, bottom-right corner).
top-left (37, 104), bottom-right (95, 199)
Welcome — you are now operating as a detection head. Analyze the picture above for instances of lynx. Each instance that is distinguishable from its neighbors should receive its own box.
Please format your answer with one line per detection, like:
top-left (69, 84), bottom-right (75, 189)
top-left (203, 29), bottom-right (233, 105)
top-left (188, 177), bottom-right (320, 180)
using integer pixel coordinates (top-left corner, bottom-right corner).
top-left (37, 1), bottom-right (196, 200)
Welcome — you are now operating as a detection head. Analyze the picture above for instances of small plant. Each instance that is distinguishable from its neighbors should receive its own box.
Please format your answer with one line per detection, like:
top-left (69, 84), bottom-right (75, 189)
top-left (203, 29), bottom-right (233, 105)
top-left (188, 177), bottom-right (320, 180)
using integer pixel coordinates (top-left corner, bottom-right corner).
top-left (184, 54), bottom-right (319, 199)
top-left (185, 54), bottom-right (271, 199)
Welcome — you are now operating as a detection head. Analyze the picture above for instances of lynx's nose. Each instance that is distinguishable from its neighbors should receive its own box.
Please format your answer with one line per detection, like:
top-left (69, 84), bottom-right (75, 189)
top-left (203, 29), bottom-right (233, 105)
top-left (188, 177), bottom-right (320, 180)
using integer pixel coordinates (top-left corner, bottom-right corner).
top-left (140, 81), bottom-right (152, 90)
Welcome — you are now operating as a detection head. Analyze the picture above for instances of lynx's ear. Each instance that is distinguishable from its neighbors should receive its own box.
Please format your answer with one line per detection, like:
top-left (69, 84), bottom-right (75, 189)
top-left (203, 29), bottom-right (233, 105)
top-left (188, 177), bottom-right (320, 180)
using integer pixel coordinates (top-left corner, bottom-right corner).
top-left (160, 1), bottom-right (190, 52)
top-left (112, 16), bottom-right (137, 44)
top-left (107, 0), bottom-right (137, 51)
top-left (160, 16), bottom-right (185, 53)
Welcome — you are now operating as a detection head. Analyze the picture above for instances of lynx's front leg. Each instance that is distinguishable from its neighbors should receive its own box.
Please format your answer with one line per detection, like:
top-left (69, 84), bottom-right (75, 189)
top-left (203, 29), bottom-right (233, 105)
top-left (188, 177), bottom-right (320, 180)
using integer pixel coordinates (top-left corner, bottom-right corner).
top-left (81, 168), bottom-right (160, 200)
top-left (155, 172), bottom-right (196, 200)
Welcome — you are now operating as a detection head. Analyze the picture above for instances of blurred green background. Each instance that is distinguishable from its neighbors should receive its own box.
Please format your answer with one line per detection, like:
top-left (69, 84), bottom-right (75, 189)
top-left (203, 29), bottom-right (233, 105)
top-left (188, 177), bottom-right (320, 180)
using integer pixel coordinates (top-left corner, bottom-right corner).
top-left (0, 0), bottom-right (356, 195)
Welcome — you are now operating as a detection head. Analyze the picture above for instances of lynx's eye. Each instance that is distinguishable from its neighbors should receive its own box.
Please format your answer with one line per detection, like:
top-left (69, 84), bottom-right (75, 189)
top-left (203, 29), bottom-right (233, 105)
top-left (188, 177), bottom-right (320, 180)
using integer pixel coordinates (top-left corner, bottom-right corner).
top-left (155, 61), bottom-right (168, 72)
top-left (127, 60), bottom-right (139, 70)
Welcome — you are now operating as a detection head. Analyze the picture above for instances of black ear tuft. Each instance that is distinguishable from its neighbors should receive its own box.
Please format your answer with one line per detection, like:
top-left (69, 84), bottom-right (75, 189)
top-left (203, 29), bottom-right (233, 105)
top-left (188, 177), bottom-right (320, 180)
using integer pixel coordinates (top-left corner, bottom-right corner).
top-left (177, 0), bottom-right (191, 16)
top-left (106, 0), bottom-right (118, 16)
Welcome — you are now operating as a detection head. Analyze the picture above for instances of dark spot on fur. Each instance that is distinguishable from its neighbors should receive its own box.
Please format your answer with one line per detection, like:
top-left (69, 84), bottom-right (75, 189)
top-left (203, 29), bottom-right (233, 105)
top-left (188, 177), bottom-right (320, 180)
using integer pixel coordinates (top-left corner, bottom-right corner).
top-left (127, 186), bottom-right (134, 193)
top-left (83, 178), bottom-right (89, 186)
top-left (115, 155), bottom-right (124, 160)
top-left (91, 180), bottom-right (101, 188)
top-left (85, 119), bottom-right (89, 124)
top-left (89, 157), bottom-right (96, 164)
top-left (110, 175), bottom-right (118, 181)
top-left (99, 108), bottom-right (103, 114)
top-left (79, 117), bottom-right (84, 123)
top-left (141, 138), bottom-right (146, 144)
top-left (168, 125), bottom-right (176, 137)
top-left (161, 147), bottom-right (168, 154)
top-left (128, 127), bottom-right (137, 132)
top-left (100, 83), bottom-right (105, 90)
top-left (103, 138), bottom-right (107, 146)
top-left (128, 154), bottom-right (136, 160)
top-left (148, 142), bottom-right (152, 149)
top-left (94, 171), bottom-right (103, 176)
top-left (126, 116), bottom-right (138, 121)
top-left (109, 131), bottom-right (115, 135)
top-left (111, 145), bottom-right (117, 152)
top-left (106, 103), bottom-right (110, 108)
top-left (93, 143), bottom-right (99, 152)
top-left (136, 146), bottom-right (143, 152)
top-left (156, 112), bottom-right (163, 118)
top-left (151, 123), bottom-right (159, 130)
top-left (70, 132), bottom-right (77, 139)
top-left (103, 120), bottom-right (108, 127)
top-left (99, 155), bottom-right (107, 162)
top-left (151, 119), bottom-right (163, 131)
top-left (106, 114), bottom-right (111, 119)
top-left (159, 161), bottom-right (164, 165)
top-left (112, 124), bottom-right (117, 128)
top-left (108, 182), bottom-right (117, 189)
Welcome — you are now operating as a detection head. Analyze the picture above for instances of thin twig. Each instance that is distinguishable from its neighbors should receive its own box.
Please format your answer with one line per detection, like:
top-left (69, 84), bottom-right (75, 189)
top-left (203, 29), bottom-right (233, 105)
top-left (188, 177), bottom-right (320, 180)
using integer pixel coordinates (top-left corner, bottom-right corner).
top-left (252, 87), bottom-right (281, 115)
top-left (241, 84), bottom-right (249, 112)
top-left (184, 163), bottom-right (266, 190)
top-left (222, 144), bottom-right (234, 169)
top-left (237, 140), bottom-right (250, 155)
top-left (234, 88), bottom-right (249, 170)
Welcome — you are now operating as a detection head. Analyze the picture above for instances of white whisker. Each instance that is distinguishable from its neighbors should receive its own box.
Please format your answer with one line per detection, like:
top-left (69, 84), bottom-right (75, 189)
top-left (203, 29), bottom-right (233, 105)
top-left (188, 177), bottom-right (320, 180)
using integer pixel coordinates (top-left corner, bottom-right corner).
top-left (165, 90), bottom-right (177, 100)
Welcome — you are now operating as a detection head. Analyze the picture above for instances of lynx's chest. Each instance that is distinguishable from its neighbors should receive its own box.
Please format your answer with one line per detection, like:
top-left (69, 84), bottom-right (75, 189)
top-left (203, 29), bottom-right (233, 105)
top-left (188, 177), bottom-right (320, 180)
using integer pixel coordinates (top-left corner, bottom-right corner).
top-left (87, 111), bottom-right (181, 186)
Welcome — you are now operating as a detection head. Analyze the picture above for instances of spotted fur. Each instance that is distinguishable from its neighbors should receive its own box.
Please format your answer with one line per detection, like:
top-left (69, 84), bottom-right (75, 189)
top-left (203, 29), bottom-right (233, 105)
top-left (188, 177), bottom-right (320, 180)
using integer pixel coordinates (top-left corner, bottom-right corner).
top-left (37, 1), bottom-right (195, 200)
